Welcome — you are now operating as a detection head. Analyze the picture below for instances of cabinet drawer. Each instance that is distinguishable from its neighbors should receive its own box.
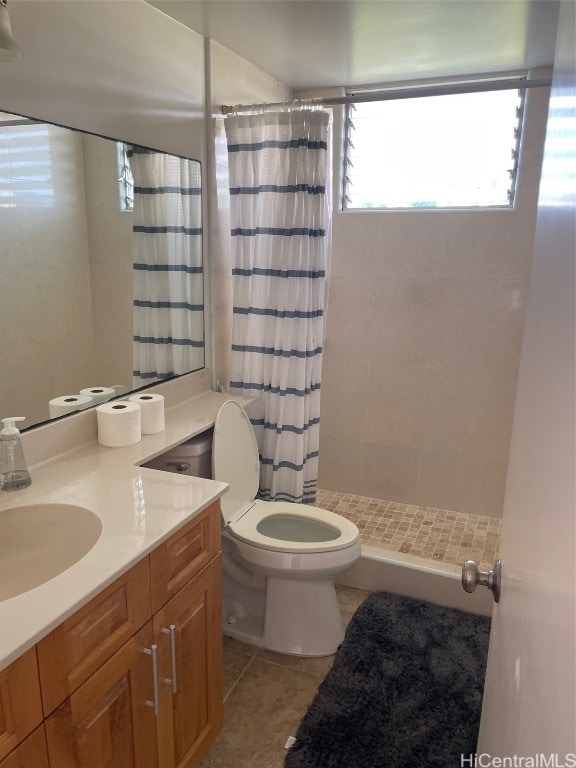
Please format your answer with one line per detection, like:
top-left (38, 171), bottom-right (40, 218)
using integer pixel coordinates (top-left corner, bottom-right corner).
top-left (0, 726), bottom-right (49, 768)
top-left (150, 502), bottom-right (220, 613)
top-left (36, 557), bottom-right (151, 716)
top-left (0, 649), bottom-right (43, 761)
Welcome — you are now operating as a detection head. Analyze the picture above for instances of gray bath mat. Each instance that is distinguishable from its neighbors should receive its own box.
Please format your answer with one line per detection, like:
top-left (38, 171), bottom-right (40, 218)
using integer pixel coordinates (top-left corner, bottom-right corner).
top-left (285, 591), bottom-right (490, 768)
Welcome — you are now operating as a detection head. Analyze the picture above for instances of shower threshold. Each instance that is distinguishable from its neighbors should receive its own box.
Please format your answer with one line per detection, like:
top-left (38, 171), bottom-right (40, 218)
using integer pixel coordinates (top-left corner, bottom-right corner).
top-left (315, 489), bottom-right (500, 617)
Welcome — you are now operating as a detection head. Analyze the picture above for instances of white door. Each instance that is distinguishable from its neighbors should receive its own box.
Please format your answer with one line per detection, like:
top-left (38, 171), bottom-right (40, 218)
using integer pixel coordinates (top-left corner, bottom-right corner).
top-left (477, 2), bottom-right (576, 762)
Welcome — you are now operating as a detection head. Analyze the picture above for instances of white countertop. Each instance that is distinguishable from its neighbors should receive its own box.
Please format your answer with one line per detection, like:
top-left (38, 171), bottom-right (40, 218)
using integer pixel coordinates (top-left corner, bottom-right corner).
top-left (0, 389), bottom-right (247, 671)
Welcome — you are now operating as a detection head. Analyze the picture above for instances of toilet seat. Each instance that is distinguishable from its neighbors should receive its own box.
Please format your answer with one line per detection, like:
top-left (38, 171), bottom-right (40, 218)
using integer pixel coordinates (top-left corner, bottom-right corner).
top-left (229, 500), bottom-right (360, 554)
top-left (213, 400), bottom-right (360, 554)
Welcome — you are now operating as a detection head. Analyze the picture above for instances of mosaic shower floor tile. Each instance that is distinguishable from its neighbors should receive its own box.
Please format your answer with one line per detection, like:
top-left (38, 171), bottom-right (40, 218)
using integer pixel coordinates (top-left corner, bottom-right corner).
top-left (315, 489), bottom-right (500, 572)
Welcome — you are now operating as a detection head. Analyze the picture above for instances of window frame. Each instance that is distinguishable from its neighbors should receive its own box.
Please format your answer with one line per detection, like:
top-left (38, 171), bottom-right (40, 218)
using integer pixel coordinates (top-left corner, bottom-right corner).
top-left (117, 141), bottom-right (134, 212)
top-left (341, 74), bottom-right (527, 212)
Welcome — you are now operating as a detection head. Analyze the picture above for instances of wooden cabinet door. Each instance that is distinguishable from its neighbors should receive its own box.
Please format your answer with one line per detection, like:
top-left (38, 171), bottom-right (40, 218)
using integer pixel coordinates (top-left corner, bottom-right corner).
top-left (0, 649), bottom-right (43, 761)
top-left (154, 557), bottom-right (223, 768)
top-left (0, 726), bottom-right (49, 768)
top-left (45, 623), bottom-right (159, 768)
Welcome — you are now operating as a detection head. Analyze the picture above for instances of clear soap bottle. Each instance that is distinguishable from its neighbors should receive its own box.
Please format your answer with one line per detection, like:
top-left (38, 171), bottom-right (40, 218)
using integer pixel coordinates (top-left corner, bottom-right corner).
top-left (0, 417), bottom-right (32, 491)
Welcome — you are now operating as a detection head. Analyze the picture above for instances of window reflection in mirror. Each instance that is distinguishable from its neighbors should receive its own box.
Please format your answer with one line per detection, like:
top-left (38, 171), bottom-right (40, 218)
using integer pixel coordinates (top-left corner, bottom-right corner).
top-left (0, 111), bottom-right (204, 430)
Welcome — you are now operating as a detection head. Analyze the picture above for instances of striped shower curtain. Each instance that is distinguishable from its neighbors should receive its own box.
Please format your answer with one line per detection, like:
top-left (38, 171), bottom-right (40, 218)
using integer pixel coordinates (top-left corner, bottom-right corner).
top-left (225, 109), bottom-right (331, 504)
top-left (129, 147), bottom-right (204, 386)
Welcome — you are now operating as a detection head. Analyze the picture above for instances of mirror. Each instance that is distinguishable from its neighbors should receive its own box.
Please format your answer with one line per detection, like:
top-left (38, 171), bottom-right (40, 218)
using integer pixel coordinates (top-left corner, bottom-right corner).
top-left (0, 111), bottom-right (204, 430)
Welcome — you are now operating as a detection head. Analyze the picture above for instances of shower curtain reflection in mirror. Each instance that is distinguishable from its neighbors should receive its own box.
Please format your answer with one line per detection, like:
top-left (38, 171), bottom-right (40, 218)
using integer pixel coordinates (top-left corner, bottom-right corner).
top-left (130, 146), bottom-right (204, 386)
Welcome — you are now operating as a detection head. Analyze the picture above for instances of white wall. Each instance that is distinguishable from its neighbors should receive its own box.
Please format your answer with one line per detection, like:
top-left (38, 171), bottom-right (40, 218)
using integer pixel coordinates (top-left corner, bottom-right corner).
top-left (0, 124), bottom-right (96, 426)
top-left (317, 76), bottom-right (550, 517)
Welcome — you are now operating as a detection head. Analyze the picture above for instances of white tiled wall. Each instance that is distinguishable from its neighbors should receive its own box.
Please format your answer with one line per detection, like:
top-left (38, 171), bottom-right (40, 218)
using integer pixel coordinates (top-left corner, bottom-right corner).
top-left (318, 82), bottom-right (551, 517)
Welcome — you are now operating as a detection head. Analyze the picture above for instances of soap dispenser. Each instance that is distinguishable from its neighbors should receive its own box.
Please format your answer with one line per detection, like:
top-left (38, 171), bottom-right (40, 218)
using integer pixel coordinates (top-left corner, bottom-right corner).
top-left (0, 417), bottom-right (31, 491)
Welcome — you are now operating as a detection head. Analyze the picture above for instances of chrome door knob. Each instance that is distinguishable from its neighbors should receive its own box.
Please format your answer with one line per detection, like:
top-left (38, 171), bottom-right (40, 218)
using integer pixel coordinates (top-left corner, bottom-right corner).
top-left (461, 559), bottom-right (502, 603)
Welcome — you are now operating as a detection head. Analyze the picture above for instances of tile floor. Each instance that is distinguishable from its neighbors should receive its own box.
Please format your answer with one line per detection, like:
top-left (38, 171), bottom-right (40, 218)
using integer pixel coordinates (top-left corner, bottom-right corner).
top-left (199, 584), bottom-right (371, 768)
top-left (316, 489), bottom-right (501, 571)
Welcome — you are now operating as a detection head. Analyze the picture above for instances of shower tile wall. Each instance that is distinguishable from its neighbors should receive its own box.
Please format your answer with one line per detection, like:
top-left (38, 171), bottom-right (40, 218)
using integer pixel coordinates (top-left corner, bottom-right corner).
top-left (319, 81), bottom-right (551, 518)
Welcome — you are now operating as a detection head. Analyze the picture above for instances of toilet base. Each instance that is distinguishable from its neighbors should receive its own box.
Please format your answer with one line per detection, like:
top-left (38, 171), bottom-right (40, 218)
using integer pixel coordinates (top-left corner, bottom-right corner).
top-left (223, 575), bottom-right (344, 656)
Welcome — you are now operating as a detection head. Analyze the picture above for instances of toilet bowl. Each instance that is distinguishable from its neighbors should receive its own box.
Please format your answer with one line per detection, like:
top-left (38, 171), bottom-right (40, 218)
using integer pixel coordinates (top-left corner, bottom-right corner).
top-left (213, 400), bottom-right (361, 656)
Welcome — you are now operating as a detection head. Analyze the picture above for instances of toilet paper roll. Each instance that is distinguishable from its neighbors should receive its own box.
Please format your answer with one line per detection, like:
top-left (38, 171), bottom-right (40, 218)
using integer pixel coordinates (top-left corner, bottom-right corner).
top-left (110, 384), bottom-right (129, 397)
top-left (128, 393), bottom-right (165, 434)
top-left (49, 395), bottom-right (94, 418)
top-left (96, 401), bottom-right (141, 447)
top-left (79, 387), bottom-right (115, 405)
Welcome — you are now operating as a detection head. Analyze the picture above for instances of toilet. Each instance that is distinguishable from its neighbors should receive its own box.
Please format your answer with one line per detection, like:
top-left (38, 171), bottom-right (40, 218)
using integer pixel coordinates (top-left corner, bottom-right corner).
top-left (213, 400), bottom-right (361, 656)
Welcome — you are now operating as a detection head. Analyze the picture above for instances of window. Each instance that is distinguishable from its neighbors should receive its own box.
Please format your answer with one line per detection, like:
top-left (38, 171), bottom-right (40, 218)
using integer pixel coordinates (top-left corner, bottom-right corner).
top-left (117, 141), bottom-right (134, 211)
top-left (0, 117), bottom-right (54, 208)
top-left (343, 79), bottom-right (525, 210)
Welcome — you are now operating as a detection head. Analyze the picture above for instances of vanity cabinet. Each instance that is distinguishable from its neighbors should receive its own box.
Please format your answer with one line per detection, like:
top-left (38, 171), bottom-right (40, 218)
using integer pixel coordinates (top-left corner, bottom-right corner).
top-left (0, 502), bottom-right (223, 768)
top-left (44, 558), bottom-right (222, 768)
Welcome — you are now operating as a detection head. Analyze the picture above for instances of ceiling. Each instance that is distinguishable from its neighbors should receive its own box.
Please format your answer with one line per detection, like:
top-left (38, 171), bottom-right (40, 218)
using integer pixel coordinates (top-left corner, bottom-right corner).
top-left (149, 0), bottom-right (559, 90)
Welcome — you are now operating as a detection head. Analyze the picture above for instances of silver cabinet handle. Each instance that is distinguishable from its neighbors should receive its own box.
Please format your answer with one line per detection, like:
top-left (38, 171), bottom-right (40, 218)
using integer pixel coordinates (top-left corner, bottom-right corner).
top-left (462, 559), bottom-right (502, 603)
top-left (143, 643), bottom-right (160, 715)
top-left (162, 624), bottom-right (178, 693)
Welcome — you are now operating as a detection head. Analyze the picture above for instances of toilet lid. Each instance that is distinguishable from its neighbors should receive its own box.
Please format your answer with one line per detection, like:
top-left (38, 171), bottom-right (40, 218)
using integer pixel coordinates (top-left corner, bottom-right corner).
top-left (212, 400), bottom-right (259, 525)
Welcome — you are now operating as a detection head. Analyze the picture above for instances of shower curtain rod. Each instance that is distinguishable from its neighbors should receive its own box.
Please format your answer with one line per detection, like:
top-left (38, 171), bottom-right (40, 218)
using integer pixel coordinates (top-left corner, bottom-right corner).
top-left (221, 76), bottom-right (552, 114)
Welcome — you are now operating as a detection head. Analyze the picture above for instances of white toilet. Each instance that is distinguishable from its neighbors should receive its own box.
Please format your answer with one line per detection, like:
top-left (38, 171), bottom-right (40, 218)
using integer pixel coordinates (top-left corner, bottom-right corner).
top-left (213, 400), bottom-right (361, 656)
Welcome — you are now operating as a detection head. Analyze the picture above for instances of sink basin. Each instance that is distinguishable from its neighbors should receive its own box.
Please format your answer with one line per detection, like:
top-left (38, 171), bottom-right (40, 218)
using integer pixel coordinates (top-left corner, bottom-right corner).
top-left (0, 503), bottom-right (103, 602)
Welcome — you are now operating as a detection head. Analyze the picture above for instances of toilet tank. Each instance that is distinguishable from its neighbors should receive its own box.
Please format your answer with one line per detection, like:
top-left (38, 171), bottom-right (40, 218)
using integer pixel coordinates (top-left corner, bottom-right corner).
top-left (143, 429), bottom-right (213, 479)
